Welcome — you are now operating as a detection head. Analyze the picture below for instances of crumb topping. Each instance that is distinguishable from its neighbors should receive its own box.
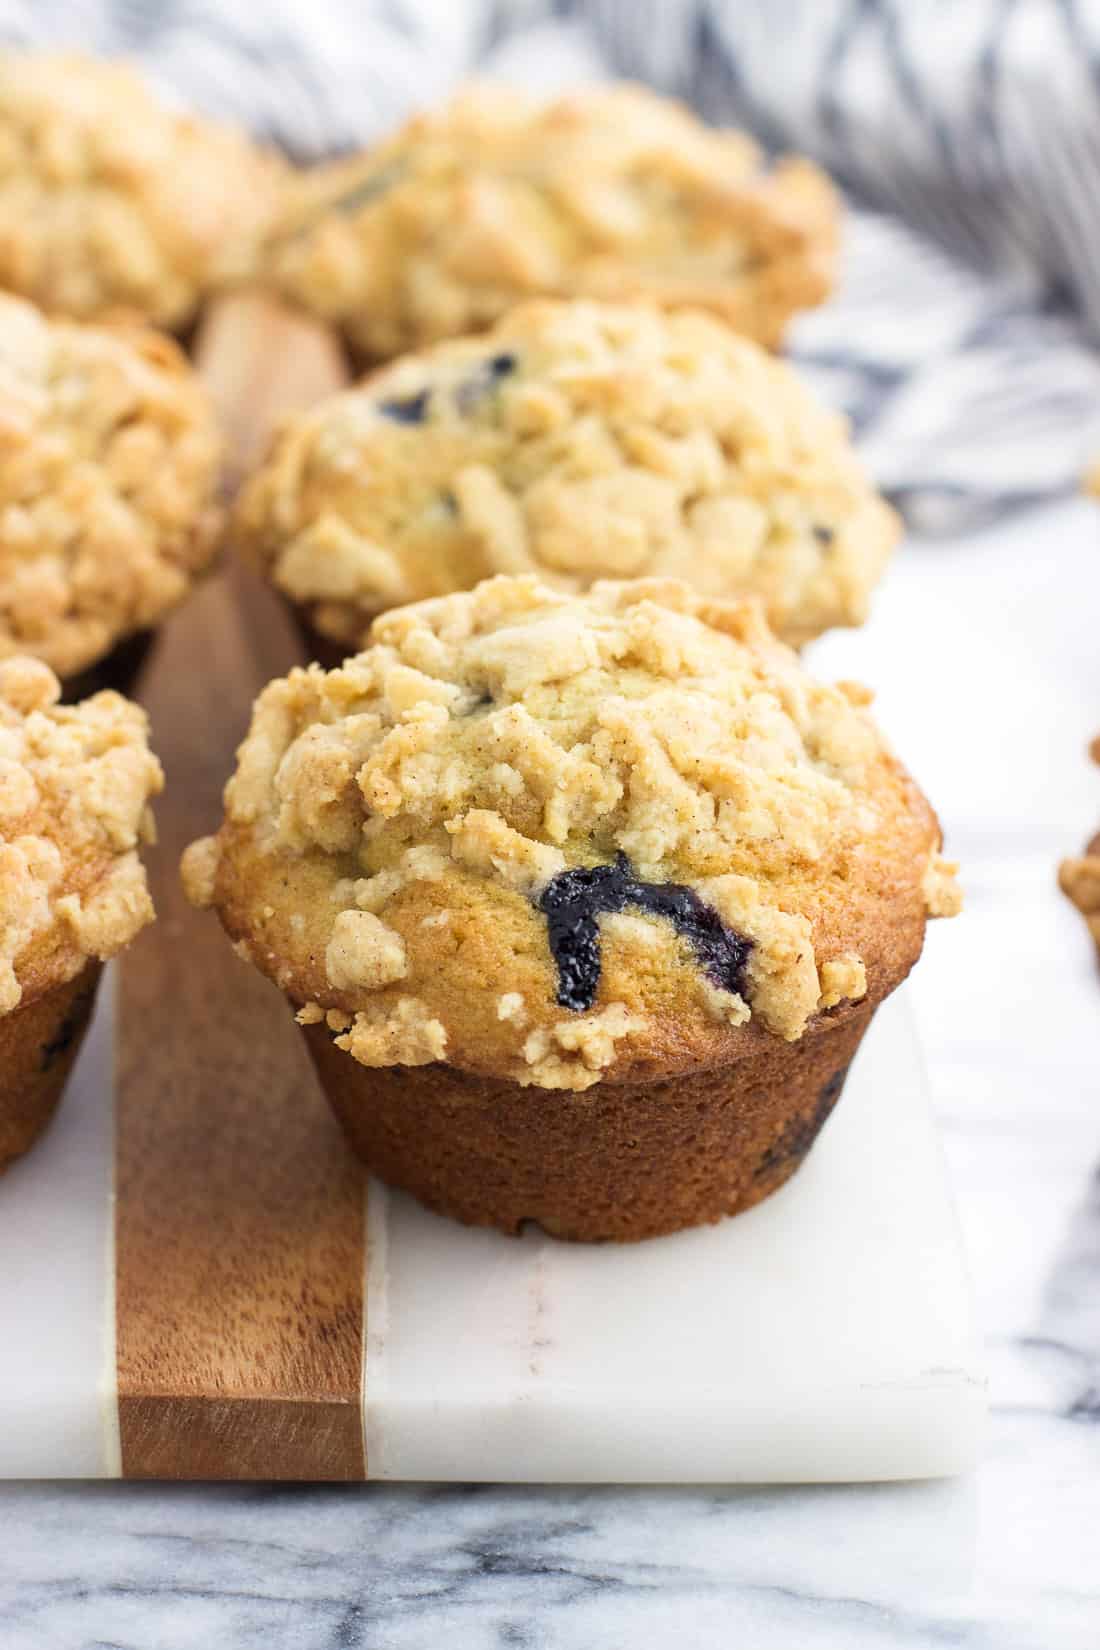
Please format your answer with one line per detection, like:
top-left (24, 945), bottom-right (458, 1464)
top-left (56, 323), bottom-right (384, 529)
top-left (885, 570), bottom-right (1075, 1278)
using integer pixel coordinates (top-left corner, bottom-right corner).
top-left (0, 52), bottom-right (284, 327)
top-left (236, 300), bottom-right (897, 650)
top-left (267, 82), bottom-right (837, 359)
top-left (0, 293), bottom-right (223, 677)
top-left (0, 655), bottom-right (161, 1013)
top-left (186, 576), bottom-right (956, 1087)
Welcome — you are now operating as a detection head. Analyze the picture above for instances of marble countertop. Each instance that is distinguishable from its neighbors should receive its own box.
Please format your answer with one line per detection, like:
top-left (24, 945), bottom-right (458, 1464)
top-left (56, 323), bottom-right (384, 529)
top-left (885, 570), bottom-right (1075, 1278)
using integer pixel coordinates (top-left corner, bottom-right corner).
top-left (2, 499), bottom-right (1099, 1648)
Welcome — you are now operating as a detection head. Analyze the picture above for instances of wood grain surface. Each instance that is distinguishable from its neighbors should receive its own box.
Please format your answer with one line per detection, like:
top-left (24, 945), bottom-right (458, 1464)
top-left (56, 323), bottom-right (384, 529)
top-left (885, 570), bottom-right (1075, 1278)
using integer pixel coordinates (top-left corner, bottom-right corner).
top-left (114, 295), bottom-right (366, 1480)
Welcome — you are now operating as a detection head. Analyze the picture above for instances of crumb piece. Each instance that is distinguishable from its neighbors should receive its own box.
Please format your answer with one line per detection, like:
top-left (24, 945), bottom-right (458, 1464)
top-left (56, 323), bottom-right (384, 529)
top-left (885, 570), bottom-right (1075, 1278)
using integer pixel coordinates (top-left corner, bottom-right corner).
top-left (922, 853), bottom-right (963, 918)
top-left (336, 997), bottom-right (447, 1066)
top-left (446, 808), bottom-right (565, 894)
top-left (180, 835), bottom-right (220, 909)
top-left (836, 680), bottom-right (874, 707)
top-left (817, 952), bottom-right (867, 1009)
top-left (520, 1001), bottom-right (644, 1090)
top-left (697, 978), bottom-right (751, 1027)
top-left (497, 990), bottom-right (527, 1026)
top-left (325, 909), bottom-right (407, 990)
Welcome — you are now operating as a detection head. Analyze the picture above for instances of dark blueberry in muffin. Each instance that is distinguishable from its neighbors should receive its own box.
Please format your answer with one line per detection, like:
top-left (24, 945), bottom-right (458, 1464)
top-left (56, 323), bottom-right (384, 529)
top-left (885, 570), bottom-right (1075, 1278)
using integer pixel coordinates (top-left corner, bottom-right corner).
top-left (378, 388), bottom-right (431, 424)
top-left (537, 852), bottom-right (752, 1012)
top-left (454, 352), bottom-right (517, 414)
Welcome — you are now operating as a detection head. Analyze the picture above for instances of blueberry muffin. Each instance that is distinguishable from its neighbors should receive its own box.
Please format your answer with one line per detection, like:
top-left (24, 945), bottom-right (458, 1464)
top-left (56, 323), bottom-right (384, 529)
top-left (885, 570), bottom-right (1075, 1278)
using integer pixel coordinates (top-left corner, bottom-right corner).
top-left (183, 575), bottom-right (959, 1242)
top-left (1059, 734), bottom-right (1100, 956)
top-left (0, 52), bottom-right (284, 330)
top-left (0, 292), bottom-right (223, 696)
top-left (0, 656), bottom-right (162, 1171)
top-left (235, 300), bottom-right (896, 662)
top-left (268, 83), bottom-right (837, 360)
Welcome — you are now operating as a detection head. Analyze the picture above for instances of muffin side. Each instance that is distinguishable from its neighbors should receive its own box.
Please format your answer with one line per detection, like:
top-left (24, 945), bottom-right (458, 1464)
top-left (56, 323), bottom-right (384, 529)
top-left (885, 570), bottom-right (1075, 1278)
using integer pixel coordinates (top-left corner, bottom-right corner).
top-left (235, 300), bottom-right (898, 651)
top-left (303, 981), bottom-right (881, 1241)
top-left (0, 51), bottom-right (284, 329)
top-left (0, 293), bottom-right (224, 681)
top-left (0, 959), bottom-right (101, 1172)
top-left (268, 83), bottom-right (837, 358)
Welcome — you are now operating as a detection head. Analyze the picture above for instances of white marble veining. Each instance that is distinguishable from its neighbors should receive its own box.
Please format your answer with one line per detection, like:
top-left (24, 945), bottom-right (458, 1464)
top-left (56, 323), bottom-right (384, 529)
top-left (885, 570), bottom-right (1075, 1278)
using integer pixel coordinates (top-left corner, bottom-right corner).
top-left (367, 992), bottom-right (982, 1485)
top-left (0, 502), bottom-right (1098, 1643)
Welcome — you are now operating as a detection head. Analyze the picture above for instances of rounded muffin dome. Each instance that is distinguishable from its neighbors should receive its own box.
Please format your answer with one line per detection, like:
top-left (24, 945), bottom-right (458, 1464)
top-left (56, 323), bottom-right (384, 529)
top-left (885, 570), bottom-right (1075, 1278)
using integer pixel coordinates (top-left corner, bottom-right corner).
top-left (267, 82), bottom-right (837, 358)
top-left (235, 300), bottom-right (898, 652)
top-left (0, 293), bottom-right (223, 680)
top-left (184, 575), bottom-right (958, 1094)
top-left (0, 655), bottom-right (162, 1016)
top-left (0, 52), bottom-right (284, 328)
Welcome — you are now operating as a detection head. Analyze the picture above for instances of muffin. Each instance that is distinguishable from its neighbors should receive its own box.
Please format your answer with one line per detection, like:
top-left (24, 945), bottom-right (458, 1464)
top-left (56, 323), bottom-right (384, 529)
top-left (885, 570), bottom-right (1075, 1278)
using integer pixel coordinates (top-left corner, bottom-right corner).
top-left (182, 575), bottom-right (959, 1242)
top-left (0, 292), bottom-right (223, 696)
top-left (1059, 734), bottom-right (1100, 955)
top-left (0, 51), bottom-right (284, 330)
top-left (267, 83), bottom-right (837, 360)
top-left (235, 300), bottom-right (897, 665)
top-left (0, 656), bottom-right (162, 1171)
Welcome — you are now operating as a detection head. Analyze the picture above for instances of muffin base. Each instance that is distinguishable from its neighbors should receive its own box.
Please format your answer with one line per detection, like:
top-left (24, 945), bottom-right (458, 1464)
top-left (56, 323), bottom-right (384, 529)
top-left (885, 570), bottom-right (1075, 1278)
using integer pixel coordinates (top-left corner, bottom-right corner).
top-left (60, 630), bottom-right (157, 704)
top-left (301, 995), bottom-right (876, 1243)
top-left (0, 961), bottom-right (102, 1174)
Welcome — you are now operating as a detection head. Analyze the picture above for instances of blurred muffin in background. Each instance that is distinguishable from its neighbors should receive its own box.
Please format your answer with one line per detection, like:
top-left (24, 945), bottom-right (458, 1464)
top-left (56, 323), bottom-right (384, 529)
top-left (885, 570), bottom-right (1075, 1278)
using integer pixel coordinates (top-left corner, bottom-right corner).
top-left (0, 52), bottom-right (285, 330)
top-left (1059, 734), bottom-right (1100, 957)
top-left (0, 293), bottom-right (223, 699)
top-left (0, 656), bottom-right (162, 1172)
top-left (267, 83), bottom-right (838, 360)
top-left (235, 300), bottom-right (896, 664)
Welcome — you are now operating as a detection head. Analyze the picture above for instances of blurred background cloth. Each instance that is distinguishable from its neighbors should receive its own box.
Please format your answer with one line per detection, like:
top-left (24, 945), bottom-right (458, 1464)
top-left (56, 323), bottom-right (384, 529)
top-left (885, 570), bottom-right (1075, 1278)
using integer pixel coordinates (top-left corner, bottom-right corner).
top-left (4, 0), bottom-right (1100, 534)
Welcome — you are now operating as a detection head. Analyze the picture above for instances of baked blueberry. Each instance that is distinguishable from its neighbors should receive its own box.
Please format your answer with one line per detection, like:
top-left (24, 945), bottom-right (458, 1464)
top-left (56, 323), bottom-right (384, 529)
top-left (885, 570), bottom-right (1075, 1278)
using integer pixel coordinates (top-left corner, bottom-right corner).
top-left (538, 853), bottom-right (752, 1013)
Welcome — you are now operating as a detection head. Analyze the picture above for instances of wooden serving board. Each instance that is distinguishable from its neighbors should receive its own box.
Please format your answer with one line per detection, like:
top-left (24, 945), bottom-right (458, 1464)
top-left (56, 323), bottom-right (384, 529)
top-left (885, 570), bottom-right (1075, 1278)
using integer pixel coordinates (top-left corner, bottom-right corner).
top-left (0, 297), bottom-right (986, 1482)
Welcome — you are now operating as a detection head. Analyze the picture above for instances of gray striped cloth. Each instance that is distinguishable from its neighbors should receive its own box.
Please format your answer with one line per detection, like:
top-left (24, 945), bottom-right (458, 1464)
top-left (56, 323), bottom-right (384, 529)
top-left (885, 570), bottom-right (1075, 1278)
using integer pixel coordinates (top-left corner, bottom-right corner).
top-left (4, 0), bottom-right (1100, 533)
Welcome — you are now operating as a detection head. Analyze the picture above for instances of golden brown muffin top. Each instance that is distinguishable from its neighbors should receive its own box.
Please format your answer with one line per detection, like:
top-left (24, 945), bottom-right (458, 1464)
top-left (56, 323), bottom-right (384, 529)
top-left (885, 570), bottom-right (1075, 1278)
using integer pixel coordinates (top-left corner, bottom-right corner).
top-left (268, 82), bottom-right (837, 359)
top-left (0, 292), bottom-right (223, 678)
top-left (0, 51), bottom-right (284, 328)
top-left (236, 300), bottom-right (897, 650)
top-left (184, 576), bottom-right (958, 1091)
top-left (0, 657), bottom-right (162, 1014)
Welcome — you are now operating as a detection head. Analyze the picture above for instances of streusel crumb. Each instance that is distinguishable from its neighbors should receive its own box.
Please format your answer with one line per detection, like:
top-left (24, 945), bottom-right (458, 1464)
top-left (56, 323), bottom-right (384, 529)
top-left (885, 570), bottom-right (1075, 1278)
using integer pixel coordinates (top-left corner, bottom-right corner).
top-left (267, 82), bottom-right (836, 359)
top-left (0, 292), bottom-right (223, 678)
top-left (0, 656), bottom-right (162, 1013)
top-left (186, 576), bottom-right (957, 1089)
top-left (0, 52), bottom-right (284, 327)
top-left (236, 300), bottom-right (898, 650)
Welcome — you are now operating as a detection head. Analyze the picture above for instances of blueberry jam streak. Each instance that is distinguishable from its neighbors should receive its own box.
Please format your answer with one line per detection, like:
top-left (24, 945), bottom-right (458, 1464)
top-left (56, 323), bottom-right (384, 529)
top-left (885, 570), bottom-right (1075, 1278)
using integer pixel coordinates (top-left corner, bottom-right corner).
top-left (536, 852), bottom-right (752, 1013)
top-left (454, 352), bottom-right (517, 414)
top-left (378, 388), bottom-right (432, 424)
